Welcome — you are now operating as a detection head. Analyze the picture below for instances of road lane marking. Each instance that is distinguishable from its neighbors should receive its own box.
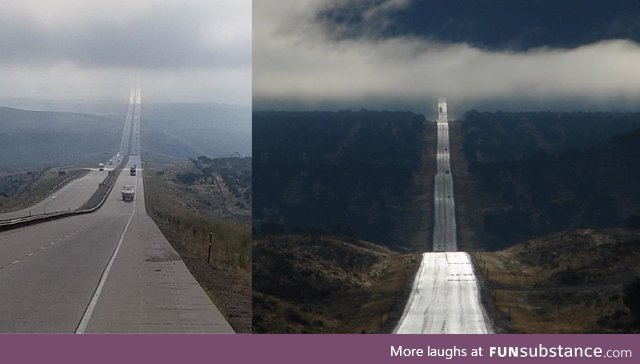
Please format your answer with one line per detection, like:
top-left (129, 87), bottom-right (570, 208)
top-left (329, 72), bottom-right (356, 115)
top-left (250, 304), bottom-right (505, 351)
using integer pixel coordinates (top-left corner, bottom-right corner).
top-left (76, 161), bottom-right (139, 333)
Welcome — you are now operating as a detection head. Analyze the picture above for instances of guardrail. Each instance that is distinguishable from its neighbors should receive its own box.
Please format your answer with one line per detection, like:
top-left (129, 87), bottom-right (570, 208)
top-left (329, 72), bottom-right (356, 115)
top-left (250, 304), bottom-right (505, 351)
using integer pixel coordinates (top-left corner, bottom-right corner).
top-left (0, 157), bottom-right (129, 232)
top-left (53, 176), bottom-right (73, 190)
top-left (51, 168), bottom-right (92, 191)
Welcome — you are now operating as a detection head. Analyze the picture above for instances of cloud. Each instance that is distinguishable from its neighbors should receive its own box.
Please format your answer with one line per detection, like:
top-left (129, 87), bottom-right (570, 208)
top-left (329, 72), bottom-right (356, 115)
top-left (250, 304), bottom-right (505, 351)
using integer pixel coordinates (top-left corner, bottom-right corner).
top-left (254, 0), bottom-right (640, 113)
top-left (0, 0), bottom-right (251, 104)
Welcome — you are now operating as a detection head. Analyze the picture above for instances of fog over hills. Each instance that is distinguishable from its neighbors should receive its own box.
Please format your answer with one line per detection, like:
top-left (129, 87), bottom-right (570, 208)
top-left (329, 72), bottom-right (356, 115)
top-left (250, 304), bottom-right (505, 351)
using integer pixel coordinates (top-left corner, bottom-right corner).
top-left (142, 103), bottom-right (251, 159)
top-left (0, 106), bottom-right (121, 170)
top-left (0, 102), bottom-right (251, 171)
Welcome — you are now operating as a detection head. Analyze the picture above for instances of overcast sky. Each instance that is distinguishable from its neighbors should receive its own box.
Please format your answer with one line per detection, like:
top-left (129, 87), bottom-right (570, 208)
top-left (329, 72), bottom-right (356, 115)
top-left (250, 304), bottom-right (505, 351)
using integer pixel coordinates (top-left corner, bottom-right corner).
top-left (0, 0), bottom-right (251, 105)
top-left (254, 0), bottom-right (640, 116)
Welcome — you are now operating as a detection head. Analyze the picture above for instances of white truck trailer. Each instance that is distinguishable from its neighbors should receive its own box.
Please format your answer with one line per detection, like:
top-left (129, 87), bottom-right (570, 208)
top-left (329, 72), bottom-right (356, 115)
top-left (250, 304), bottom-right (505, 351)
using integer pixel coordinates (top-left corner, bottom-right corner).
top-left (121, 184), bottom-right (135, 202)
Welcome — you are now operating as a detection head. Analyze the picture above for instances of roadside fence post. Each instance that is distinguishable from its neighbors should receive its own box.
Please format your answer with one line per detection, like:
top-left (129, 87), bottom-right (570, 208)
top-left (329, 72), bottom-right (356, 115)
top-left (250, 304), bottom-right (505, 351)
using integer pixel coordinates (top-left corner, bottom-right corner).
top-left (208, 232), bottom-right (213, 264)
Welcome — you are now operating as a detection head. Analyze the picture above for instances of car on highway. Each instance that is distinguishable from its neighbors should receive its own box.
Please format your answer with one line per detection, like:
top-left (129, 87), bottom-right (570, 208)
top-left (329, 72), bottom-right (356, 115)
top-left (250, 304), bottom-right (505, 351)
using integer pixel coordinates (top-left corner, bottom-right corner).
top-left (98, 163), bottom-right (104, 171)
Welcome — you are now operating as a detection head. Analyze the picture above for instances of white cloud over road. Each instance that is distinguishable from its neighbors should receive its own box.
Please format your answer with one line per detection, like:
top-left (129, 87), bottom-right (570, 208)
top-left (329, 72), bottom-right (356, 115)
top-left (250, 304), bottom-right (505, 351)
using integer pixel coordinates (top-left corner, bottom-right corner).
top-left (254, 0), bottom-right (640, 113)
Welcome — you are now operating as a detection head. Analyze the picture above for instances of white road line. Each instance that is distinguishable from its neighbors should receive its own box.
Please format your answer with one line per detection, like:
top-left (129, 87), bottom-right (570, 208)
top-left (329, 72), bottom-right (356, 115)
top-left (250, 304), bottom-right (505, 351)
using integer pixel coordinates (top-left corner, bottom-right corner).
top-left (76, 165), bottom-right (139, 334)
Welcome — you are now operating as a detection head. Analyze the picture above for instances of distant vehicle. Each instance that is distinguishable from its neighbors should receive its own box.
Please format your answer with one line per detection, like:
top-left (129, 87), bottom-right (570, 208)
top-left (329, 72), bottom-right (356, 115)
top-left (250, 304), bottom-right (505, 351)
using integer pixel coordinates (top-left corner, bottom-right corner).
top-left (121, 185), bottom-right (135, 202)
top-left (108, 159), bottom-right (113, 165)
top-left (446, 170), bottom-right (450, 174)
top-left (98, 163), bottom-right (104, 171)
top-left (130, 165), bottom-right (136, 176)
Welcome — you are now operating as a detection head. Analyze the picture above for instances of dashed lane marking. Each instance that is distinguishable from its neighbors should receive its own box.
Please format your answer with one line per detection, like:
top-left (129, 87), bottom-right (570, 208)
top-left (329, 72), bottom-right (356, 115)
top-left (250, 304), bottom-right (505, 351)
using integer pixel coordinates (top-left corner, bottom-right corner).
top-left (0, 226), bottom-right (89, 271)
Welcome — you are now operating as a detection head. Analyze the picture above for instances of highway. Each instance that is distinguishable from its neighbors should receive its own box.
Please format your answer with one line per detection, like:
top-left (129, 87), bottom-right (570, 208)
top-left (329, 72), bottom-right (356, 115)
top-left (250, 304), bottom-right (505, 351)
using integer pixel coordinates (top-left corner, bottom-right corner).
top-left (0, 171), bottom-right (105, 221)
top-left (433, 120), bottom-right (457, 252)
top-left (395, 252), bottom-right (490, 333)
top-left (395, 98), bottom-right (490, 334)
top-left (0, 90), bottom-right (135, 222)
top-left (0, 89), bottom-right (233, 333)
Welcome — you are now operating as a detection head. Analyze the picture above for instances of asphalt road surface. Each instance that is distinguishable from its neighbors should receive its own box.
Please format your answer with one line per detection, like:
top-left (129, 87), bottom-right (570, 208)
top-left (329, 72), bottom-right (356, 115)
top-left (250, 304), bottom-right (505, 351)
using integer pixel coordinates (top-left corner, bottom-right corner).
top-left (0, 170), bottom-right (105, 221)
top-left (433, 121), bottom-right (457, 252)
top-left (395, 102), bottom-right (490, 334)
top-left (0, 90), bottom-right (135, 222)
top-left (395, 252), bottom-right (491, 334)
top-left (0, 90), bottom-right (233, 333)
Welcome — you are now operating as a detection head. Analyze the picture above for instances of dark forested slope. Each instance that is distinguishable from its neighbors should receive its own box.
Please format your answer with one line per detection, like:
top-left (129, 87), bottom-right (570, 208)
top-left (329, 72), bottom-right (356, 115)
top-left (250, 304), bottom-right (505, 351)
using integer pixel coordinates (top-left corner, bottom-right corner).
top-left (253, 110), bottom-right (433, 251)
top-left (454, 111), bottom-right (640, 250)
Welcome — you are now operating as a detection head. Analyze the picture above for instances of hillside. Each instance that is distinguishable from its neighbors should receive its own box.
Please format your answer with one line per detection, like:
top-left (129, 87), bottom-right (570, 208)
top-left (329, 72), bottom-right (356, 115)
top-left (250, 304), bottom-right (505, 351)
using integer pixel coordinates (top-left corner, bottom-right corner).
top-left (253, 110), bottom-right (435, 251)
top-left (472, 228), bottom-right (640, 333)
top-left (171, 155), bottom-right (251, 221)
top-left (141, 103), bottom-right (251, 161)
top-left (143, 157), bottom-right (252, 332)
top-left (0, 102), bottom-right (252, 171)
top-left (452, 111), bottom-right (640, 250)
top-left (253, 234), bottom-right (419, 333)
top-left (0, 168), bottom-right (88, 213)
top-left (0, 106), bottom-right (122, 170)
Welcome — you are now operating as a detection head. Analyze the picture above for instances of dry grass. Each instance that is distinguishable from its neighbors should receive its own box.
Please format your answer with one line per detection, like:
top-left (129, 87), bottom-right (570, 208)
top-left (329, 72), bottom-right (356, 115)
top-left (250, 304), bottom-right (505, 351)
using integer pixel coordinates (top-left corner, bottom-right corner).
top-left (253, 234), bottom-right (420, 333)
top-left (144, 168), bottom-right (250, 269)
top-left (143, 164), bottom-right (251, 332)
top-left (471, 228), bottom-right (640, 333)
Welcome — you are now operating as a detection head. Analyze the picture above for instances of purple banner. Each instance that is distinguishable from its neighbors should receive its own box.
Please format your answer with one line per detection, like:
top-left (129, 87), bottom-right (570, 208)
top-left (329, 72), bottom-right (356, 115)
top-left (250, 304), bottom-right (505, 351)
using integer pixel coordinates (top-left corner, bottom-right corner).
top-left (0, 334), bottom-right (636, 363)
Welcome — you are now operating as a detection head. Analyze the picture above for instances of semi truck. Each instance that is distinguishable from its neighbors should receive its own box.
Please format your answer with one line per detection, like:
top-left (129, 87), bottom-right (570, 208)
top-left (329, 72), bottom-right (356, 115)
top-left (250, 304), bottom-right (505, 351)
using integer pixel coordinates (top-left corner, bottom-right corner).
top-left (121, 184), bottom-right (135, 202)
